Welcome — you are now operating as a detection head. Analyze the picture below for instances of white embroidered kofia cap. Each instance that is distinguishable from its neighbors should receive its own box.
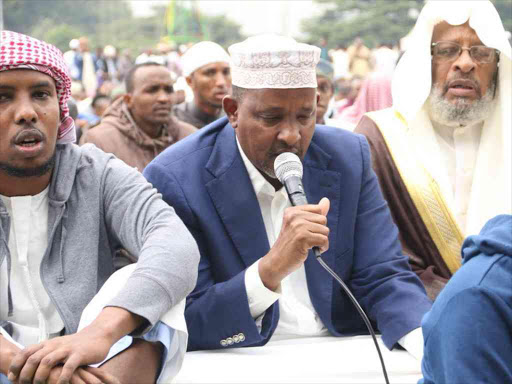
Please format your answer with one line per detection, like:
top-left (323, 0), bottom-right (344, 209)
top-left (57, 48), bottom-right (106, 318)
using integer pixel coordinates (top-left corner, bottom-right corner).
top-left (228, 34), bottom-right (321, 89)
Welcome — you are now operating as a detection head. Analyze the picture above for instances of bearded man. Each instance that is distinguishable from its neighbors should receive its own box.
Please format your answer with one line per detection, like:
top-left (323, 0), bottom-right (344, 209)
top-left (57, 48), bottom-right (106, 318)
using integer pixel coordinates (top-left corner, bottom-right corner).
top-left (0, 31), bottom-right (199, 384)
top-left (81, 63), bottom-right (196, 171)
top-left (355, 0), bottom-right (511, 299)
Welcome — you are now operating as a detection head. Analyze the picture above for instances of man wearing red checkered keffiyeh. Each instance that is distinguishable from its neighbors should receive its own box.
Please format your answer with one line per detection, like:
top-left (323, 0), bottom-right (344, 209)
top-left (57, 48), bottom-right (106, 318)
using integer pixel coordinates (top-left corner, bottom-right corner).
top-left (0, 31), bottom-right (199, 384)
top-left (0, 30), bottom-right (76, 143)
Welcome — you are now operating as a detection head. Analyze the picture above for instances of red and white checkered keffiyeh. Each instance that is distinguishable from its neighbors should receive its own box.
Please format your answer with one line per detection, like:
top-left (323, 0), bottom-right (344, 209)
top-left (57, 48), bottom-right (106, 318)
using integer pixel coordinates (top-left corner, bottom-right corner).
top-left (0, 30), bottom-right (76, 143)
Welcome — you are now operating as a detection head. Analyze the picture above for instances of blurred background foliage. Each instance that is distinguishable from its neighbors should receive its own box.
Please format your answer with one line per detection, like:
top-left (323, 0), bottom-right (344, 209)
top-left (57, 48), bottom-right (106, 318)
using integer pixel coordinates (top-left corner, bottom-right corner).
top-left (3, 0), bottom-right (246, 52)
top-left (4, 0), bottom-right (511, 53)
top-left (302, 0), bottom-right (512, 48)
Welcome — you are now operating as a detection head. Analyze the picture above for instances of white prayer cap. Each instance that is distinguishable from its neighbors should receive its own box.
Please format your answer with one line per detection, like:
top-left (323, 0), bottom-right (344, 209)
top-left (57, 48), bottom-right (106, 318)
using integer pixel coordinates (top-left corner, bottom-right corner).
top-left (228, 34), bottom-right (321, 89)
top-left (69, 39), bottom-right (79, 50)
top-left (181, 41), bottom-right (230, 77)
top-left (103, 45), bottom-right (116, 58)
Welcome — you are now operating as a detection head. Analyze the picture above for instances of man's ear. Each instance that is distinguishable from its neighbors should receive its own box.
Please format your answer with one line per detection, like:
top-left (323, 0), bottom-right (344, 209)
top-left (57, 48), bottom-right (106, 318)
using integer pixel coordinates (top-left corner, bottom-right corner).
top-left (185, 75), bottom-right (193, 88)
top-left (223, 95), bottom-right (239, 128)
top-left (123, 93), bottom-right (132, 108)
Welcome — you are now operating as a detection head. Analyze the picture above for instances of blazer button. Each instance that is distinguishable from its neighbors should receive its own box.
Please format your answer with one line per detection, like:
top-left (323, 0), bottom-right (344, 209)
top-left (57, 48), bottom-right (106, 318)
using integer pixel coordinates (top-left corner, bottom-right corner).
top-left (226, 337), bottom-right (234, 345)
top-left (238, 333), bottom-right (245, 342)
top-left (220, 339), bottom-right (227, 347)
top-left (233, 334), bottom-right (240, 343)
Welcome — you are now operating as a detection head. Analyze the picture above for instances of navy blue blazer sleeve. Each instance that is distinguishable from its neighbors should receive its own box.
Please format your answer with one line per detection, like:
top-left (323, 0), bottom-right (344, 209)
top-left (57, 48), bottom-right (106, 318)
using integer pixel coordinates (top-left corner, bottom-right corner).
top-left (346, 136), bottom-right (432, 348)
top-left (144, 162), bottom-right (278, 351)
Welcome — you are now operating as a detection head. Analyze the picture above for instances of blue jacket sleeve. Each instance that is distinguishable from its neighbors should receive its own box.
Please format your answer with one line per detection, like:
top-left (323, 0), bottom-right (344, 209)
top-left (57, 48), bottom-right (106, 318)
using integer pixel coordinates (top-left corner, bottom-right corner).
top-left (144, 162), bottom-right (279, 351)
top-left (421, 288), bottom-right (512, 384)
top-left (349, 136), bottom-right (432, 349)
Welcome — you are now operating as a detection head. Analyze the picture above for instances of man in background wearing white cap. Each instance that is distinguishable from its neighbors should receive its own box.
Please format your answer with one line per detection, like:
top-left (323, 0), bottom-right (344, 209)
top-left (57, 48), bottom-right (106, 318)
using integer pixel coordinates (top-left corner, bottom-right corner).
top-left (173, 41), bottom-right (231, 129)
top-left (355, 0), bottom-right (511, 300)
top-left (63, 39), bottom-right (80, 81)
top-left (145, 35), bottom-right (431, 358)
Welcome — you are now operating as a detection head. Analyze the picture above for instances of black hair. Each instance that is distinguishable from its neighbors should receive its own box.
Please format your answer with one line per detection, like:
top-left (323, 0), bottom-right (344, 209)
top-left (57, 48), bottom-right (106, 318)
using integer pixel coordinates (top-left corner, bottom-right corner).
top-left (91, 93), bottom-right (111, 108)
top-left (125, 62), bottom-right (165, 93)
top-left (231, 85), bottom-right (248, 103)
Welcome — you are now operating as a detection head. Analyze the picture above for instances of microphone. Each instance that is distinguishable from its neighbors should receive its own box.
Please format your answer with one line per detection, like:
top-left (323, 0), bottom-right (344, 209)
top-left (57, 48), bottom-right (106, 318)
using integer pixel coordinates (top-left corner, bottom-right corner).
top-left (273, 152), bottom-right (390, 384)
top-left (274, 152), bottom-right (321, 256)
top-left (274, 152), bottom-right (308, 207)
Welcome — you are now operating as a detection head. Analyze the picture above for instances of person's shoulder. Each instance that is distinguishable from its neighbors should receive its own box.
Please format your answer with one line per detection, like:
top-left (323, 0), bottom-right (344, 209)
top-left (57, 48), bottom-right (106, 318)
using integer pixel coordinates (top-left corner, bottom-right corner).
top-left (150, 116), bottom-right (229, 168)
top-left (55, 143), bottom-right (119, 180)
top-left (313, 124), bottom-right (367, 152)
top-left (310, 125), bottom-right (370, 172)
top-left (72, 142), bottom-right (116, 164)
top-left (80, 122), bottom-right (121, 150)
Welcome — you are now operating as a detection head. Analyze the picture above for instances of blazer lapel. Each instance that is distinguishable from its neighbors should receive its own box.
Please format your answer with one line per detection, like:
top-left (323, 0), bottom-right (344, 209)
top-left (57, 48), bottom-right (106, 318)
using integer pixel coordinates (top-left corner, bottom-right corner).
top-left (205, 123), bottom-right (270, 268)
top-left (302, 141), bottom-right (341, 324)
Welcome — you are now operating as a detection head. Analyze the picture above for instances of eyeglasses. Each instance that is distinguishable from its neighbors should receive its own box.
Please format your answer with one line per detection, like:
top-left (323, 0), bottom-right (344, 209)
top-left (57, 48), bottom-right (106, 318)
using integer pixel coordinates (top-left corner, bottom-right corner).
top-left (431, 41), bottom-right (500, 64)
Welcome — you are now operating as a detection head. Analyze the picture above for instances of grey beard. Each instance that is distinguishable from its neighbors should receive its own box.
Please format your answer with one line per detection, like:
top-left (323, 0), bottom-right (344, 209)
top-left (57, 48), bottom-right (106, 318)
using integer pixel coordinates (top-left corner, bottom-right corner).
top-left (0, 151), bottom-right (56, 178)
top-left (426, 84), bottom-right (496, 127)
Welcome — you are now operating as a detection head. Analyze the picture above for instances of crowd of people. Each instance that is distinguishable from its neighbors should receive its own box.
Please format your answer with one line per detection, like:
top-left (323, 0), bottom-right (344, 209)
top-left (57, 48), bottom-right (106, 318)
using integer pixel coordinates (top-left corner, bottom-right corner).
top-left (0, 0), bottom-right (511, 383)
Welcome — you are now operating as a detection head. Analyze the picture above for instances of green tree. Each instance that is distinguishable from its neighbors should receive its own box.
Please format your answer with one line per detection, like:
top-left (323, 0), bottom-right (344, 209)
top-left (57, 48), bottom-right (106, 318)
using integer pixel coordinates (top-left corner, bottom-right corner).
top-left (163, 2), bottom-right (245, 48)
top-left (302, 0), bottom-right (424, 48)
top-left (302, 0), bottom-right (512, 49)
top-left (492, 0), bottom-right (512, 32)
top-left (202, 14), bottom-right (246, 49)
top-left (4, 0), bottom-right (133, 51)
top-left (2, 0), bottom-right (245, 55)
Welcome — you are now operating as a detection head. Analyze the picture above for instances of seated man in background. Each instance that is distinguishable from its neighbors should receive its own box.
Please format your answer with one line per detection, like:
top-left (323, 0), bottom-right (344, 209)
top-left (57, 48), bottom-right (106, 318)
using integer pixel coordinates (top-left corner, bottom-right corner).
top-left (144, 35), bottom-right (431, 357)
top-left (420, 215), bottom-right (512, 383)
top-left (315, 59), bottom-right (335, 125)
top-left (355, 0), bottom-right (511, 299)
top-left (173, 41), bottom-right (231, 129)
top-left (81, 62), bottom-right (196, 171)
top-left (0, 31), bottom-right (200, 384)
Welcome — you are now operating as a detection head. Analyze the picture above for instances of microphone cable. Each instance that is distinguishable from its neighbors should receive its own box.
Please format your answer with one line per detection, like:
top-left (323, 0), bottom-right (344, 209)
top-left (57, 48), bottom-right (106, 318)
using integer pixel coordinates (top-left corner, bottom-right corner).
top-left (314, 248), bottom-right (390, 384)
top-left (274, 151), bottom-right (389, 383)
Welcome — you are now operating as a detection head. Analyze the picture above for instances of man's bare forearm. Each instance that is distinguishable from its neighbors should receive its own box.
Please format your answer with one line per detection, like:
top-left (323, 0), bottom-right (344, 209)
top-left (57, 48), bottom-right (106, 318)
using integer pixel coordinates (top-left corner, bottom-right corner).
top-left (101, 339), bottom-right (164, 384)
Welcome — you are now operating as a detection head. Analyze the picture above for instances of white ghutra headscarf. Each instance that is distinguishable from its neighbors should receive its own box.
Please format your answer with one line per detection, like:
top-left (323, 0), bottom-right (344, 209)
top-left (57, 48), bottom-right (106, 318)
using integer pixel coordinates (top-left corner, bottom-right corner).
top-left (392, 0), bottom-right (511, 236)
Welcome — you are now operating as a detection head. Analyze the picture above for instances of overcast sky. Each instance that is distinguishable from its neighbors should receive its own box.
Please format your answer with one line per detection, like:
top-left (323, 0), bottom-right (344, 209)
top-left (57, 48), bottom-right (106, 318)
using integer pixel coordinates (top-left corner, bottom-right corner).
top-left (128, 0), bottom-right (320, 38)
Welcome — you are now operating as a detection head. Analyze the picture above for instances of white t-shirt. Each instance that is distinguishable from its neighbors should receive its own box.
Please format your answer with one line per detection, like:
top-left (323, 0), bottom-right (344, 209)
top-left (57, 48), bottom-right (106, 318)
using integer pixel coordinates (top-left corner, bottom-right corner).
top-left (0, 187), bottom-right (64, 346)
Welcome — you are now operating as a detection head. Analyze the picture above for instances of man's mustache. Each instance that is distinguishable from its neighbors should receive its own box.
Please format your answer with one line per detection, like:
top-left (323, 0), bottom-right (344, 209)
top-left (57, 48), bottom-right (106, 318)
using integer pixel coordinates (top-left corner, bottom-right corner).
top-left (443, 75), bottom-right (481, 96)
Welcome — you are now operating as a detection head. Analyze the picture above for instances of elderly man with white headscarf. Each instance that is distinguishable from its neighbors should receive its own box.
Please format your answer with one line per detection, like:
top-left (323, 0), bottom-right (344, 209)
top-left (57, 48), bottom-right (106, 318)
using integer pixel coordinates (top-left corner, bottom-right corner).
top-left (355, 0), bottom-right (511, 300)
top-left (172, 41), bottom-right (232, 129)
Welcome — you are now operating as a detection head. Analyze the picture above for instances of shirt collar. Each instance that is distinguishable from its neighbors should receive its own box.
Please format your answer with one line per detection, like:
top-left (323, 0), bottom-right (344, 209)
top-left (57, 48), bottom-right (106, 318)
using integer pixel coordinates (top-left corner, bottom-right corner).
top-left (236, 136), bottom-right (279, 198)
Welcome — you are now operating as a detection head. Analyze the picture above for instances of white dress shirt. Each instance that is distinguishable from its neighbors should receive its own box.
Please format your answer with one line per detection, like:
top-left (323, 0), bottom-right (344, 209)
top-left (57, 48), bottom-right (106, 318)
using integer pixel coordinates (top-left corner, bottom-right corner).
top-left (237, 139), bottom-right (423, 358)
top-left (432, 120), bottom-right (483, 232)
top-left (0, 187), bottom-right (64, 346)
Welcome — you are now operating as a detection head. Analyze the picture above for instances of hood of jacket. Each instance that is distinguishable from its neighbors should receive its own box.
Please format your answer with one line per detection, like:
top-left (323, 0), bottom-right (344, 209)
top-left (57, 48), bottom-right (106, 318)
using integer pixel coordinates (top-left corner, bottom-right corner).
top-left (462, 214), bottom-right (512, 264)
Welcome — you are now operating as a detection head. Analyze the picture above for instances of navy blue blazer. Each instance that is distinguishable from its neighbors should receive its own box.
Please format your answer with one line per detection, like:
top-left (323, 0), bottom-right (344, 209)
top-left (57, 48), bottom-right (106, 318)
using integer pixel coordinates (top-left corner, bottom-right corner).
top-left (144, 117), bottom-right (432, 351)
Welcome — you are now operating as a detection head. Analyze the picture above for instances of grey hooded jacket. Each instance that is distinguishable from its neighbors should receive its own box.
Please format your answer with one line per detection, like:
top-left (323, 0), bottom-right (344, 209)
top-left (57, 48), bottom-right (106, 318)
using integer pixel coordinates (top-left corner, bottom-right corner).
top-left (0, 143), bottom-right (199, 336)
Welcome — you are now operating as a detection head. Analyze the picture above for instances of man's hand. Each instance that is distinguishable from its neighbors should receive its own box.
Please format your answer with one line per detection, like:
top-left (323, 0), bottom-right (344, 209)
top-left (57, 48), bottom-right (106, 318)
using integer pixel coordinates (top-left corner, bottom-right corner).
top-left (7, 329), bottom-right (112, 384)
top-left (259, 197), bottom-right (330, 291)
top-left (47, 366), bottom-right (121, 384)
top-left (0, 335), bottom-right (21, 375)
top-left (7, 307), bottom-right (145, 384)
